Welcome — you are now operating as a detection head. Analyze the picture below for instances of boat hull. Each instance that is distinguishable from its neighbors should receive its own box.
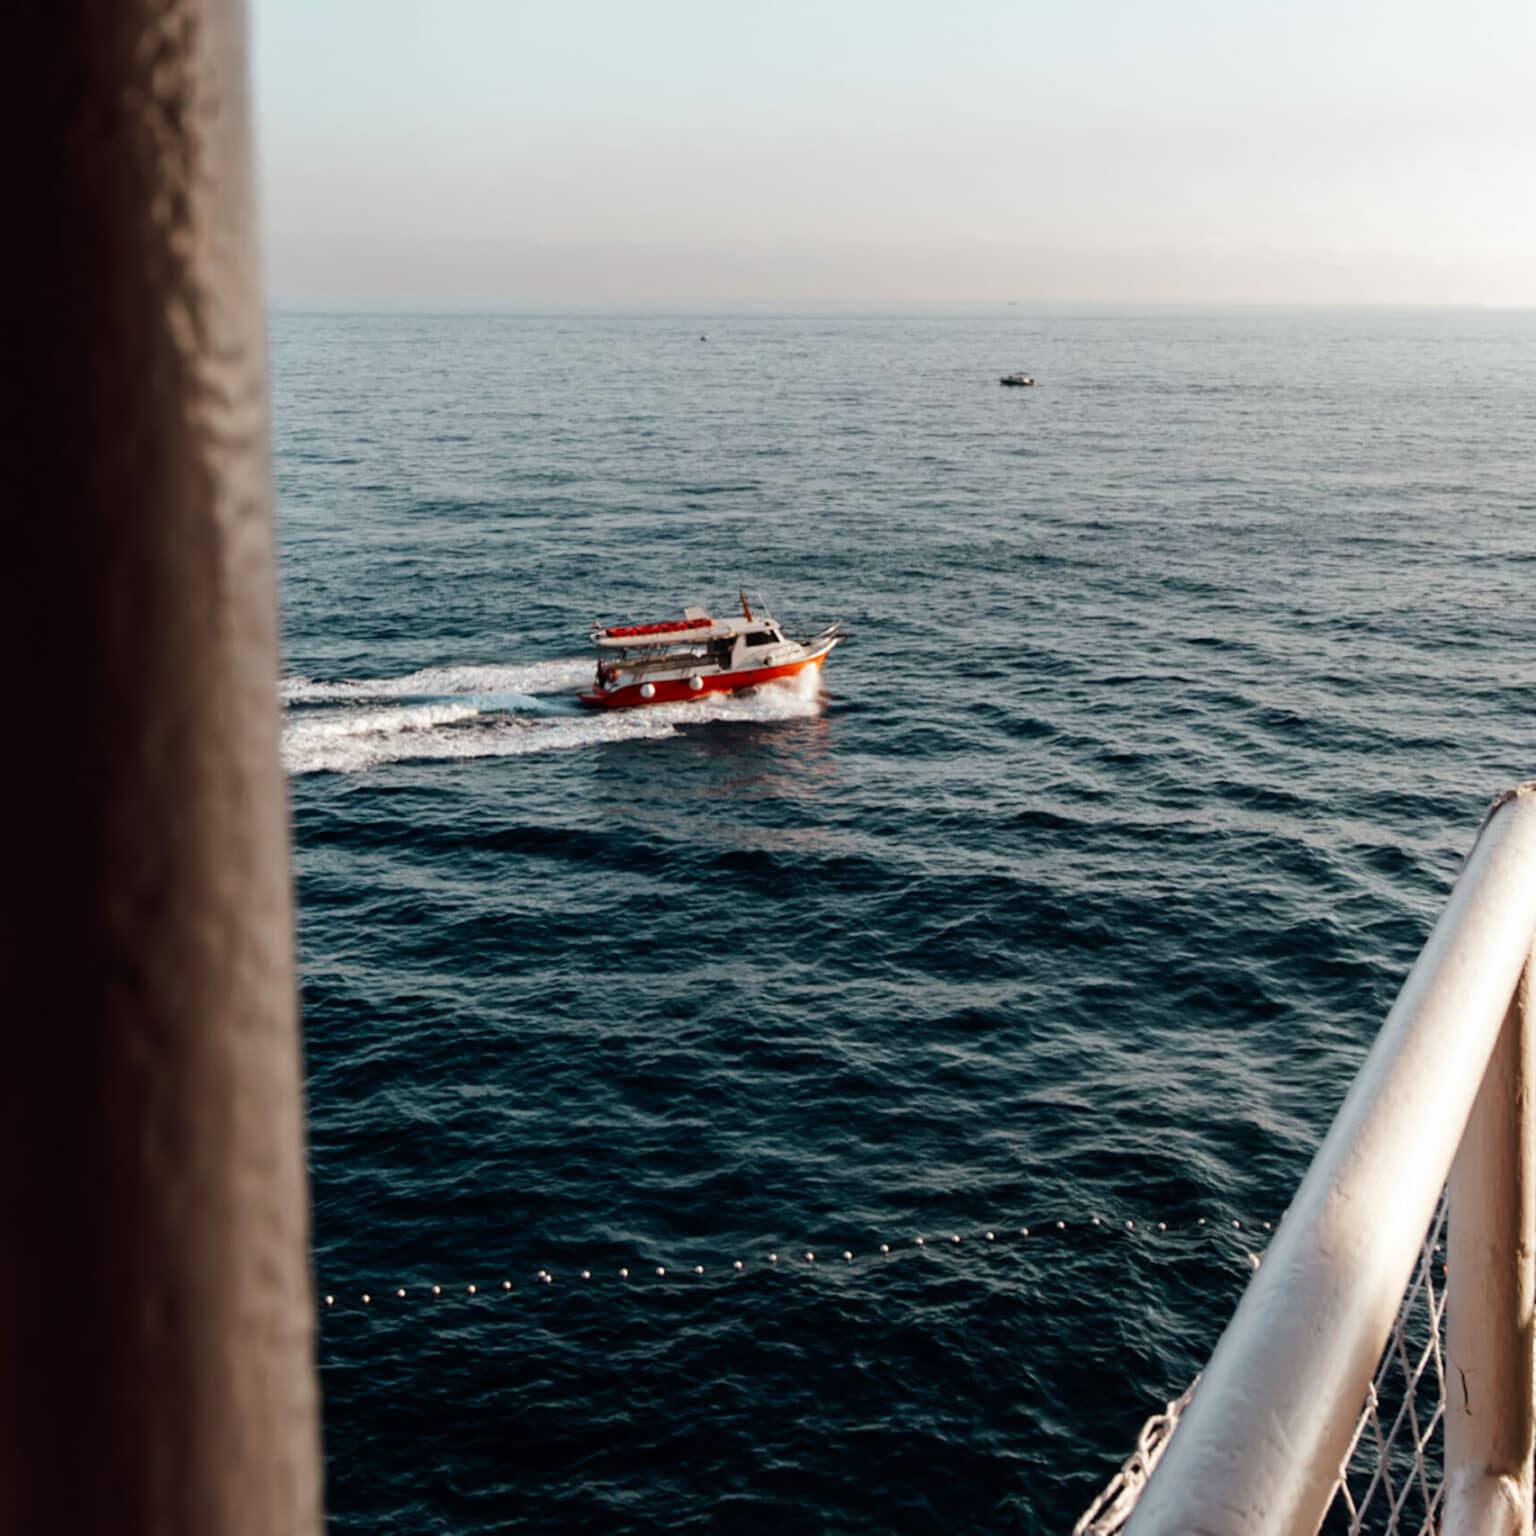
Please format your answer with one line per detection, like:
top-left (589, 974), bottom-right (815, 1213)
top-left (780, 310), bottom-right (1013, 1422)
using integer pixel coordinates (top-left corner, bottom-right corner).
top-left (579, 647), bottom-right (831, 710)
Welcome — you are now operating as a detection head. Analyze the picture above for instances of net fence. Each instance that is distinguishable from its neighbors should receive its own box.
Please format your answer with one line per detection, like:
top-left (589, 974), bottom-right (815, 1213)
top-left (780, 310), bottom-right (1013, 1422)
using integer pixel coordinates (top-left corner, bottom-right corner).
top-left (1074, 1195), bottom-right (1450, 1536)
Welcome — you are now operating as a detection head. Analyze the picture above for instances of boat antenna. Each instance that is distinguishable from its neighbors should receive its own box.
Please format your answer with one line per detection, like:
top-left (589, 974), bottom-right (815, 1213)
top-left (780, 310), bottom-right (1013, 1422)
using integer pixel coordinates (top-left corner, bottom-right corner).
top-left (739, 590), bottom-right (753, 622)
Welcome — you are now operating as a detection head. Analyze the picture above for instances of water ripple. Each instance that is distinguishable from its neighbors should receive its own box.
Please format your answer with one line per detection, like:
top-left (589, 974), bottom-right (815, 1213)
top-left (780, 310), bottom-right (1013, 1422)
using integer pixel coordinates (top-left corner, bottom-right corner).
top-left (276, 306), bottom-right (1536, 1532)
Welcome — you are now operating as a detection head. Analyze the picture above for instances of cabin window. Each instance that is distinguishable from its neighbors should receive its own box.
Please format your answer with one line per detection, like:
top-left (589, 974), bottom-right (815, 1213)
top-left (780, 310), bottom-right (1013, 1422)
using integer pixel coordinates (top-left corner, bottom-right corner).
top-left (744, 631), bottom-right (775, 647)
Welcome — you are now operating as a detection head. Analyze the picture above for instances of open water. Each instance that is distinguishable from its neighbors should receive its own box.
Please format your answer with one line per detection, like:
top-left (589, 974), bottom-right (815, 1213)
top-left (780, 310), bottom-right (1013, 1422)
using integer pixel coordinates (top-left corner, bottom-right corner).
top-left (275, 306), bottom-right (1536, 1532)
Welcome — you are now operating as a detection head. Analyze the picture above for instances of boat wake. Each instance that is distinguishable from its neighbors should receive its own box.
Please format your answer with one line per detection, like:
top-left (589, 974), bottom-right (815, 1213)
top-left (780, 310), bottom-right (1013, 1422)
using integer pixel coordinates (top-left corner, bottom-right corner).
top-left (281, 659), bottom-right (823, 775)
top-left (281, 658), bottom-right (592, 704)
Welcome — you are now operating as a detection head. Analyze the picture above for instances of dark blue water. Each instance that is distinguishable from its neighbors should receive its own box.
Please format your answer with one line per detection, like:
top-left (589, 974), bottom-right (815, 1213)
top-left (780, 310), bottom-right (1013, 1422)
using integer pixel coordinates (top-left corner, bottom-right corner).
top-left (275, 306), bottom-right (1536, 1532)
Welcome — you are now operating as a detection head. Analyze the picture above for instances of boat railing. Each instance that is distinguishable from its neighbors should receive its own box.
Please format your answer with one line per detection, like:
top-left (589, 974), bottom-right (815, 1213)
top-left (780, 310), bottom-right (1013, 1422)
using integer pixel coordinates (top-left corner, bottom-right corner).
top-left (607, 645), bottom-right (717, 677)
top-left (791, 622), bottom-right (844, 648)
top-left (1077, 782), bottom-right (1536, 1536)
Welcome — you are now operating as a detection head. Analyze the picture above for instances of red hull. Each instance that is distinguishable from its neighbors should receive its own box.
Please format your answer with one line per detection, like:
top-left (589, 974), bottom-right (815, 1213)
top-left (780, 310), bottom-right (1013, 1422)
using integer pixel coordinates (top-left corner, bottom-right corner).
top-left (579, 651), bottom-right (828, 709)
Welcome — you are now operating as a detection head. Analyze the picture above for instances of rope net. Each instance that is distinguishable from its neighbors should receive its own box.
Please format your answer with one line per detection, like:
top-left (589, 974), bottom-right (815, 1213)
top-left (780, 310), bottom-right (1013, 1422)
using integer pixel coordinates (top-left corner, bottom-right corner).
top-left (1075, 1195), bottom-right (1450, 1536)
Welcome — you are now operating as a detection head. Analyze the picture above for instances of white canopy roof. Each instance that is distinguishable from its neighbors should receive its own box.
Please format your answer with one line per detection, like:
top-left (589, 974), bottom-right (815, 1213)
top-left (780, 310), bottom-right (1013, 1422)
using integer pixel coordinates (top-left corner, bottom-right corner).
top-left (592, 610), bottom-right (776, 649)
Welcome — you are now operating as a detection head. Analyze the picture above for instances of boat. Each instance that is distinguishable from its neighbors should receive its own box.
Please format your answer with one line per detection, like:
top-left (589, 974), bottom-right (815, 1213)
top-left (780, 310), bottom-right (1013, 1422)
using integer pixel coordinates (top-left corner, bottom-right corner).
top-left (579, 594), bottom-right (841, 709)
top-left (1000, 372), bottom-right (1035, 387)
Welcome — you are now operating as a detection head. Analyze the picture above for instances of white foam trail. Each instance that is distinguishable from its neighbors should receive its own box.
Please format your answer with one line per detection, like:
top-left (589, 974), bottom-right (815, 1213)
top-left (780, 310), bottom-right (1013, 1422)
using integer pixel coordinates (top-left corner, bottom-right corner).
top-left (281, 657), bottom-right (592, 704)
top-left (282, 669), bottom-right (823, 776)
top-left (281, 702), bottom-right (483, 774)
top-left (286, 701), bottom-right (481, 741)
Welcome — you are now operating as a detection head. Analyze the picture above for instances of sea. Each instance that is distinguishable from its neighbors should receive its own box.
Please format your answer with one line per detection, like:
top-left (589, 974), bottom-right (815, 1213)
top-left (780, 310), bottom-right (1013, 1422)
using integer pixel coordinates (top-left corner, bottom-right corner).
top-left (274, 305), bottom-right (1536, 1533)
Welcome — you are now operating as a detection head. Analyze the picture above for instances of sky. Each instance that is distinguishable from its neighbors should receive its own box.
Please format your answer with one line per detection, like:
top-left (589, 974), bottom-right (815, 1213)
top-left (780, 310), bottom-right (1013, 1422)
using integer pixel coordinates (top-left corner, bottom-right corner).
top-left (252, 0), bottom-right (1536, 307)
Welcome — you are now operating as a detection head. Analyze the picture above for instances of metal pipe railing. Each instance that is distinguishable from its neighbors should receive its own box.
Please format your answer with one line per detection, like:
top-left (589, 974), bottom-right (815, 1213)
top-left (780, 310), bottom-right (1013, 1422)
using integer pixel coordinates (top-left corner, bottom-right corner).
top-left (1126, 784), bottom-right (1536, 1536)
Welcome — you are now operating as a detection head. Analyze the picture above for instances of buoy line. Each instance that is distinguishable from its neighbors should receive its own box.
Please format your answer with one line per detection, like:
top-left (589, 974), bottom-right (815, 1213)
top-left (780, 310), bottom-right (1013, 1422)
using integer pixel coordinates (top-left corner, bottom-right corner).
top-left (319, 1212), bottom-right (1276, 1314)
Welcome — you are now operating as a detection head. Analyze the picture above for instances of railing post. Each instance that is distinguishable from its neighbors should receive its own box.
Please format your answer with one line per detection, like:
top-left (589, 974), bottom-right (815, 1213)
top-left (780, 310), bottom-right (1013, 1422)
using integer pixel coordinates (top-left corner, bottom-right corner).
top-left (1445, 954), bottom-right (1536, 1536)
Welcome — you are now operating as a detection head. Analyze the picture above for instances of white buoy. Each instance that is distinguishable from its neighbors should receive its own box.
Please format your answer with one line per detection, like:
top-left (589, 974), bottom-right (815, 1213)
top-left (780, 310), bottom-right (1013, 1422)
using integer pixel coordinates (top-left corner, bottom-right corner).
top-left (694, 1265), bottom-right (704, 1275)
top-left (1126, 1221), bottom-right (1135, 1231)
top-left (916, 1236), bottom-right (925, 1247)
top-left (880, 1243), bottom-right (890, 1254)
top-left (1021, 1227), bottom-right (1030, 1237)
top-left (951, 1235), bottom-right (960, 1244)
top-left (734, 1260), bottom-right (744, 1270)
top-left (362, 1293), bottom-right (371, 1304)
top-left (324, 1295), bottom-right (334, 1306)
top-left (1158, 1222), bottom-right (1167, 1231)
top-left (581, 1270), bottom-right (591, 1281)
top-left (689, 676), bottom-right (703, 691)
top-left (986, 1231), bottom-right (995, 1241)
top-left (620, 1267), bottom-right (629, 1279)
top-left (397, 1288), bottom-right (406, 1298)
top-left (805, 1251), bottom-right (815, 1263)
top-left (843, 1251), bottom-right (852, 1262)
top-left (432, 1284), bottom-right (442, 1296)
top-left (1057, 1221), bottom-right (1065, 1229)
top-left (656, 1267), bottom-right (666, 1277)
top-left (769, 1253), bottom-right (778, 1263)
top-left (467, 1284), bottom-right (477, 1295)
top-left (503, 1280), bottom-right (512, 1290)
top-left (1233, 1220), bottom-right (1242, 1230)
top-left (640, 683), bottom-right (655, 699)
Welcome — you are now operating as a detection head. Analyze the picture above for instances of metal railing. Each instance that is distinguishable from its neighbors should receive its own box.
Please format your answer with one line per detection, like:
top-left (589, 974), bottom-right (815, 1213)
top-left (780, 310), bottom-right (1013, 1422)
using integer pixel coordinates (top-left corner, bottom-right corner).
top-left (1088, 783), bottom-right (1536, 1536)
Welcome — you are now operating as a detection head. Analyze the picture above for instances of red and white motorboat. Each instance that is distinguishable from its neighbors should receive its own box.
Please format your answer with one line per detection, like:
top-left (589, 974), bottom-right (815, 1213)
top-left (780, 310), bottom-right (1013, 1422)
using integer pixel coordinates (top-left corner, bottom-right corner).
top-left (579, 594), bottom-right (841, 709)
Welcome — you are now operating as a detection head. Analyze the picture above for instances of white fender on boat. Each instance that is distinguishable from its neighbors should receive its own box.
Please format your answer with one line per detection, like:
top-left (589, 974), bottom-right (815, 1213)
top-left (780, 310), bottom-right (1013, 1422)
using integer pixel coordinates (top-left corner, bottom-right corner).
top-left (688, 676), bottom-right (703, 691)
top-left (640, 683), bottom-right (655, 699)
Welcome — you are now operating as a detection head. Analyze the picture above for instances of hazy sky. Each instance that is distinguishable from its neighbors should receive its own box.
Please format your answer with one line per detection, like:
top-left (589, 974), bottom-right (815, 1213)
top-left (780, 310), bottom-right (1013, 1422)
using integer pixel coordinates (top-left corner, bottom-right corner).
top-left (253, 0), bottom-right (1536, 306)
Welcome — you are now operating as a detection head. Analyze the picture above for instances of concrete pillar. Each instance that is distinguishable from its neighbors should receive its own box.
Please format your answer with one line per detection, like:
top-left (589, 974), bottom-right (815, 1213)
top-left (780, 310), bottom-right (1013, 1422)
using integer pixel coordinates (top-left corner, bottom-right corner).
top-left (1, 2), bottom-right (322, 1532)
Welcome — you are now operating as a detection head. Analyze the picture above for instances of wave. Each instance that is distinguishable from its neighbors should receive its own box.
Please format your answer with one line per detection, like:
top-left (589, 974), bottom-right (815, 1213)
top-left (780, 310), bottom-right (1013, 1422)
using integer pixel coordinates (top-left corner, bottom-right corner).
top-left (282, 667), bottom-right (824, 776)
top-left (281, 657), bottom-right (593, 704)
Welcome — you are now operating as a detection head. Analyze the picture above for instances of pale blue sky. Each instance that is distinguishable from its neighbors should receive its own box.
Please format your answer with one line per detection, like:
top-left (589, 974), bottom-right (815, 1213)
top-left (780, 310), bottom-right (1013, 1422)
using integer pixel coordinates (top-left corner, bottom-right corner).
top-left (253, 0), bottom-right (1536, 305)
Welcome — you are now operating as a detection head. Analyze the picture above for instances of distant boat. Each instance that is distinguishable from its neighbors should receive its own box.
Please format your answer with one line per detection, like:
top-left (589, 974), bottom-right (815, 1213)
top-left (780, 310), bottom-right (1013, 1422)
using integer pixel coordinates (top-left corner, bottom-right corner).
top-left (1000, 372), bottom-right (1035, 387)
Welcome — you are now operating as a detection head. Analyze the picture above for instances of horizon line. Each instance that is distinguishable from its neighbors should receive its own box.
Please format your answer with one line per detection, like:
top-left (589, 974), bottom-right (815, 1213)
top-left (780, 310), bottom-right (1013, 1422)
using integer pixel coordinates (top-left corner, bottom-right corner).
top-left (266, 296), bottom-right (1536, 315)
